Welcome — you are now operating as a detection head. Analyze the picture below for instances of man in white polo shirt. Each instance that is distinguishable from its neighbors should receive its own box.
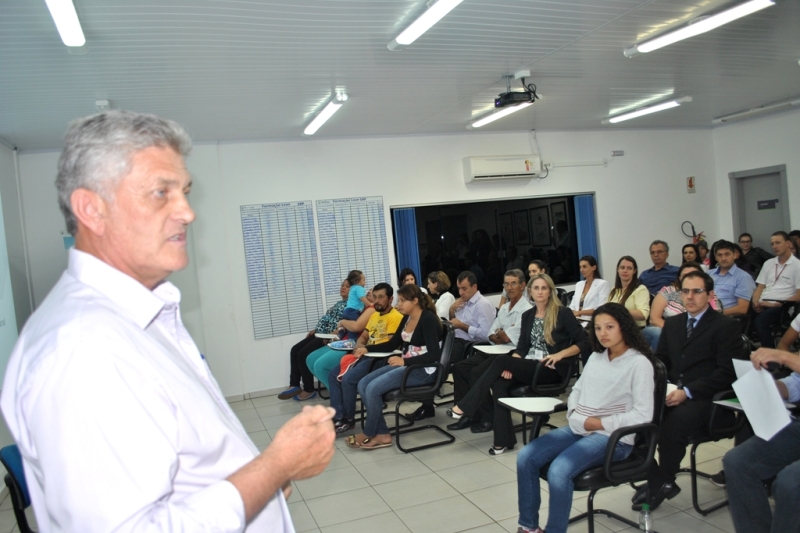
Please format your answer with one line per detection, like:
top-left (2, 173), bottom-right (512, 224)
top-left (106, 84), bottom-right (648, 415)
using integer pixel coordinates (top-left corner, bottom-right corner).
top-left (751, 231), bottom-right (800, 348)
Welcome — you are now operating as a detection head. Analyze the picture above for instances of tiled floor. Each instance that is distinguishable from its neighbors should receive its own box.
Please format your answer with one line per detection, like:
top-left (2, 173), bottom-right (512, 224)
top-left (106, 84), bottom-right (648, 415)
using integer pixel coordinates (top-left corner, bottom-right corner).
top-left (230, 390), bottom-right (738, 533)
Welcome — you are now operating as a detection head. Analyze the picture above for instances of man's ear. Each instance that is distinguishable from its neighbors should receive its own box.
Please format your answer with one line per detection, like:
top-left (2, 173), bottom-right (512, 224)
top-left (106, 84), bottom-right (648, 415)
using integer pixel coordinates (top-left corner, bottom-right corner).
top-left (70, 188), bottom-right (108, 236)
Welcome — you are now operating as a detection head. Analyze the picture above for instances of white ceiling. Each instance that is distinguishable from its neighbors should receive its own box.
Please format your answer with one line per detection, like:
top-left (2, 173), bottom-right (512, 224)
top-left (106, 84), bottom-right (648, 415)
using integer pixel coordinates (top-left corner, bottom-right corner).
top-left (1, 0), bottom-right (799, 151)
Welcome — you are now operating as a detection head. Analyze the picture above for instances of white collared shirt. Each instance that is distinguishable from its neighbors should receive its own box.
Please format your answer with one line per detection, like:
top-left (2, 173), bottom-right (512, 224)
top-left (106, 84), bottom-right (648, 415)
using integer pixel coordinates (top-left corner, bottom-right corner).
top-left (756, 254), bottom-right (800, 301)
top-left (1, 249), bottom-right (292, 533)
top-left (488, 297), bottom-right (532, 346)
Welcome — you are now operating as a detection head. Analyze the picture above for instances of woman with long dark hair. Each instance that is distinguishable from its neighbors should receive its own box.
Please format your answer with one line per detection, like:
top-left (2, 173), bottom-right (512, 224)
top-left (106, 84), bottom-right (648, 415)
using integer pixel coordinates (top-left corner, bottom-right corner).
top-left (569, 255), bottom-right (609, 319)
top-left (516, 302), bottom-right (655, 533)
top-left (682, 243), bottom-right (700, 265)
top-left (447, 274), bottom-right (590, 454)
top-left (607, 256), bottom-right (650, 327)
top-left (346, 284), bottom-right (442, 449)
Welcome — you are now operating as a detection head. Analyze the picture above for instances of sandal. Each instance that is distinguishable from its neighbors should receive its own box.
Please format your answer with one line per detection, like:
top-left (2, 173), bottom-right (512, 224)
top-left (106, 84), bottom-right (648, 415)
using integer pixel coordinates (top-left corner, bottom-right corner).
top-left (359, 437), bottom-right (392, 450)
top-left (346, 434), bottom-right (369, 448)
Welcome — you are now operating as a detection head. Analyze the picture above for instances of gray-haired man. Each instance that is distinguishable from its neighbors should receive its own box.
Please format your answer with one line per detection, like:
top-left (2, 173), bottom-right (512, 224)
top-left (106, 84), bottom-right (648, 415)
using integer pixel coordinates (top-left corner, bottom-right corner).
top-left (1, 111), bottom-right (335, 532)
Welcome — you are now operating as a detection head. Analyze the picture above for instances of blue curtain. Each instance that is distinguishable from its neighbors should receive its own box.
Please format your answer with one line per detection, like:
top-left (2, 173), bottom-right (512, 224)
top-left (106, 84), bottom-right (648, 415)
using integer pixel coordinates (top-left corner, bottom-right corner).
top-left (392, 208), bottom-right (422, 282)
top-left (574, 195), bottom-right (598, 262)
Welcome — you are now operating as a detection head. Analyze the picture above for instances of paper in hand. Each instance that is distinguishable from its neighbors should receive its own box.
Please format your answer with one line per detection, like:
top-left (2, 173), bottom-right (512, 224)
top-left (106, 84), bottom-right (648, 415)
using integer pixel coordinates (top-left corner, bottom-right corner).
top-left (732, 368), bottom-right (791, 441)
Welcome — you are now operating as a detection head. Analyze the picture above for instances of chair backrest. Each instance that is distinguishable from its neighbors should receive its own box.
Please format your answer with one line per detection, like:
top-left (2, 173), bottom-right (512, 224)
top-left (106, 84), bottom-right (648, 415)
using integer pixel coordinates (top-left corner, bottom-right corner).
top-left (438, 321), bottom-right (456, 378)
top-left (0, 445), bottom-right (30, 508)
top-left (651, 358), bottom-right (668, 427)
top-left (737, 333), bottom-right (755, 360)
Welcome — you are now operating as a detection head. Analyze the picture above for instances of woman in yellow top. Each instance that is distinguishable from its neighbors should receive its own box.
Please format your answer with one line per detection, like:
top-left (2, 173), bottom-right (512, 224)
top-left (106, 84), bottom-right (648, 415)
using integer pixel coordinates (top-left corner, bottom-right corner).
top-left (607, 256), bottom-right (650, 327)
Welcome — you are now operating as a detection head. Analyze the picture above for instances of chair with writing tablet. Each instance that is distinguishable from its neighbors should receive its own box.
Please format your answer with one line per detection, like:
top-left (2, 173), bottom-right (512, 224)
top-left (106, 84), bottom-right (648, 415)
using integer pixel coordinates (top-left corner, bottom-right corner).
top-left (0, 444), bottom-right (36, 533)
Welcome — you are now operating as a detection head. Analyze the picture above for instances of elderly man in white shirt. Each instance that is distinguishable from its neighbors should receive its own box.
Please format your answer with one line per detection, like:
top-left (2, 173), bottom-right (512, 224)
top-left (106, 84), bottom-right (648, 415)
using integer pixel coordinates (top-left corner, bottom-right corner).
top-left (1, 111), bottom-right (335, 532)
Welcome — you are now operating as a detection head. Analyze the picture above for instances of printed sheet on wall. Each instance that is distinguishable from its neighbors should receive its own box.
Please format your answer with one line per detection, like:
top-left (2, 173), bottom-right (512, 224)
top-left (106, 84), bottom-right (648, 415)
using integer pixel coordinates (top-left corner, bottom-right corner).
top-left (240, 201), bottom-right (324, 340)
top-left (317, 196), bottom-right (391, 306)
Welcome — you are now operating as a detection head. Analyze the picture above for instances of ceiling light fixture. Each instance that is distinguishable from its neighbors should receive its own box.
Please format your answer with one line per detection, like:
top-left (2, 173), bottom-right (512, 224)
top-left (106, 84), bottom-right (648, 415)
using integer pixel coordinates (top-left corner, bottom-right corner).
top-left (303, 93), bottom-right (348, 135)
top-left (470, 102), bottom-right (533, 128)
top-left (45, 0), bottom-right (86, 47)
top-left (388, 0), bottom-right (463, 51)
top-left (603, 97), bottom-right (692, 124)
top-left (712, 97), bottom-right (800, 124)
top-left (624, 0), bottom-right (774, 57)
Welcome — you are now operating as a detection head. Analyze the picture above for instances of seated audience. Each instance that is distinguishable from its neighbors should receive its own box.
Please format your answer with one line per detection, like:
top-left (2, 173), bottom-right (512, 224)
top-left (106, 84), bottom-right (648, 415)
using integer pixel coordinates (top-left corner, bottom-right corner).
top-left (279, 278), bottom-right (350, 400)
top-left (448, 271), bottom-right (496, 364)
top-left (426, 270), bottom-right (455, 320)
top-left (723, 337), bottom-right (800, 533)
top-left (631, 271), bottom-right (738, 512)
top-left (731, 242), bottom-right (755, 277)
top-left (305, 295), bottom-right (377, 394)
top-left (398, 267), bottom-right (419, 287)
top-left (639, 240), bottom-right (679, 295)
top-left (447, 270), bottom-right (532, 419)
top-left (569, 255), bottom-right (610, 319)
top-left (752, 231), bottom-right (800, 348)
top-left (325, 284), bottom-right (403, 431)
top-left (447, 274), bottom-right (590, 455)
top-left (346, 285), bottom-right (442, 449)
top-left (697, 239), bottom-right (711, 270)
top-left (340, 270), bottom-right (372, 339)
top-left (608, 256), bottom-right (651, 328)
top-left (738, 232), bottom-right (772, 278)
top-left (708, 240), bottom-right (756, 316)
top-left (642, 262), bottom-right (722, 351)
top-left (682, 243), bottom-right (701, 267)
top-left (498, 259), bottom-right (547, 308)
top-left (516, 303), bottom-right (655, 533)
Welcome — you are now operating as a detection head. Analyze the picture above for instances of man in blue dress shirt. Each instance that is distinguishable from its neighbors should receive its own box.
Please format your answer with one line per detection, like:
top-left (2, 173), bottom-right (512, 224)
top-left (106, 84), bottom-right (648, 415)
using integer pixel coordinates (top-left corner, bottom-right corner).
top-left (639, 240), bottom-right (680, 295)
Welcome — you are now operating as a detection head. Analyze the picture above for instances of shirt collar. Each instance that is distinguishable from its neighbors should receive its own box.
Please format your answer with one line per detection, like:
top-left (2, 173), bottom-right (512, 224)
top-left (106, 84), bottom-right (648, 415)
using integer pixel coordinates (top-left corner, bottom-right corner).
top-left (67, 248), bottom-right (176, 329)
top-left (688, 305), bottom-right (709, 322)
top-left (714, 264), bottom-right (740, 276)
top-left (466, 291), bottom-right (483, 305)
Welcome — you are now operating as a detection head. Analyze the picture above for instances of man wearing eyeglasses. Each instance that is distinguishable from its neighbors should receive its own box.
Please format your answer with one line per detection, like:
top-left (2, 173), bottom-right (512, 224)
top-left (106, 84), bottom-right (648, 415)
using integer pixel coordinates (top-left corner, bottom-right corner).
top-left (640, 240), bottom-right (679, 295)
top-left (631, 271), bottom-right (738, 512)
top-left (738, 232), bottom-right (772, 278)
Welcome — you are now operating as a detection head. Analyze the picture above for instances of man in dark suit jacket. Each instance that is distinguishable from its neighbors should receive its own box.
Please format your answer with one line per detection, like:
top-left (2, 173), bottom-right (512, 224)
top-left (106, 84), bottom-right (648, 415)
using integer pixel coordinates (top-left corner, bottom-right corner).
top-left (632, 271), bottom-right (738, 511)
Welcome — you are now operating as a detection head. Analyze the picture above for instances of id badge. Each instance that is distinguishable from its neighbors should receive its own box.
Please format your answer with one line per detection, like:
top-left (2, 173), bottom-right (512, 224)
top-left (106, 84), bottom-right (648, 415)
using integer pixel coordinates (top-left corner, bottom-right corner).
top-left (534, 349), bottom-right (545, 360)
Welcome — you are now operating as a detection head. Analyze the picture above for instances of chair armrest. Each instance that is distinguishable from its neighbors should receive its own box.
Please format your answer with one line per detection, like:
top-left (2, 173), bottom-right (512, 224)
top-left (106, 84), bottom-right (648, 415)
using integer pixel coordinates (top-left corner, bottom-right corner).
top-left (531, 357), bottom-right (576, 396)
top-left (399, 363), bottom-right (444, 396)
top-left (603, 423), bottom-right (659, 483)
top-left (709, 390), bottom-right (746, 439)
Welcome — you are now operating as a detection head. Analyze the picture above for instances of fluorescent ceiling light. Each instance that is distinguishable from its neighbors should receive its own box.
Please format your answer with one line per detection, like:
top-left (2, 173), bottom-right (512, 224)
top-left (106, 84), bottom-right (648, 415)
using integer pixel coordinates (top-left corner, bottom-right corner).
top-left (45, 0), bottom-right (86, 47)
top-left (470, 102), bottom-right (533, 128)
top-left (624, 0), bottom-right (774, 57)
top-left (388, 0), bottom-right (463, 51)
top-left (603, 97), bottom-right (691, 124)
top-left (304, 93), bottom-right (348, 135)
top-left (713, 98), bottom-right (800, 124)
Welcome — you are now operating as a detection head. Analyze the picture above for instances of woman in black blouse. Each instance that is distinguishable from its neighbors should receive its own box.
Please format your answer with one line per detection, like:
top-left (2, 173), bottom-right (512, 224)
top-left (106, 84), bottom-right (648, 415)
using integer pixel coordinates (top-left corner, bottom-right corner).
top-left (448, 273), bottom-right (590, 454)
top-left (346, 284), bottom-right (442, 450)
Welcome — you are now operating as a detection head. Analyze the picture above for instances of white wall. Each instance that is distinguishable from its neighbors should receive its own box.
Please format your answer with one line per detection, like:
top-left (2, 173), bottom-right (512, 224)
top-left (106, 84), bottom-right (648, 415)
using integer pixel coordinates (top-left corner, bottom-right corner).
top-left (13, 127), bottom-right (721, 397)
top-left (712, 108), bottom-right (800, 238)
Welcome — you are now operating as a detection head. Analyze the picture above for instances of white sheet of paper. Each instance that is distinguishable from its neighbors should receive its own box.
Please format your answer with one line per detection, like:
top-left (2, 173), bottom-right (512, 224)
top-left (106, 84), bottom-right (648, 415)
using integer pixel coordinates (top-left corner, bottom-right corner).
top-left (732, 359), bottom-right (754, 379)
top-left (666, 383), bottom-right (678, 396)
top-left (474, 344), bottom-right (516, 355)
top-left (732, 368), bottom-right (791, 441)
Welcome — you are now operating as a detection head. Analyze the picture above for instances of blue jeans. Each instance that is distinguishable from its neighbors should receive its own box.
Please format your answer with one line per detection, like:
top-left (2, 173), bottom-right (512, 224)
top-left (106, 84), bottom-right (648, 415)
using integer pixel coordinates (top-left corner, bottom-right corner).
top-left (641, 326), bottom-right (661, 352)
top-left (327, 358), bottom-right (384, 420)
top-left (517, 425), bottom-right (632, 533)
top-left (723, 421), bottom-right (800, 533)
top-left (357, 365), bottom-right (435, 437)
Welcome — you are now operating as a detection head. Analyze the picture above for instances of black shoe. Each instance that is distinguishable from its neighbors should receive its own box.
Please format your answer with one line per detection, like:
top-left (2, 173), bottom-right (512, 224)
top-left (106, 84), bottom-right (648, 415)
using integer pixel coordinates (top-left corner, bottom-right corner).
top-left (632, 481), bottom-right (680, 511)
top-left (470, 420), bottom-right (493, 433)
top-left (334, 418), bottom-right (355, 434)
top-left (631, 484), bottom-right (648, 505)
top-left (447, 416), bottom-right (474, 430)
top-left (406, 404), bottom-right (435, 421)
top-left (709, 471), bottom-right (726, 487)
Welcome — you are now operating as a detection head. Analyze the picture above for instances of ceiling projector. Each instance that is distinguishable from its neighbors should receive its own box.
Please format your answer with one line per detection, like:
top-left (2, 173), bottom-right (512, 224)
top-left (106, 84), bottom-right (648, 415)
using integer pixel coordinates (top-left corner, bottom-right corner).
top-left (495, 91), bottom-right (536, 108)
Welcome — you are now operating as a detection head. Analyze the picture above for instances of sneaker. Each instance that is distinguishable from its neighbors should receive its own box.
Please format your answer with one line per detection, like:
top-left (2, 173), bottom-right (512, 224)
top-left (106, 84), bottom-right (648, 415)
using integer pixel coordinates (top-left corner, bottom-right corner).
top-left (278, 386), bottom-right (301, 400)
top-left (294, 391), bottom-right (317, 401)
top-left (489, 446), bottom-right (511, 455)
top-left (335, 418), bottom-right (356, 433)
top-left (710, 470), bottom-right (726, 487)
top-left (446, 408), bottom-right (463, 419)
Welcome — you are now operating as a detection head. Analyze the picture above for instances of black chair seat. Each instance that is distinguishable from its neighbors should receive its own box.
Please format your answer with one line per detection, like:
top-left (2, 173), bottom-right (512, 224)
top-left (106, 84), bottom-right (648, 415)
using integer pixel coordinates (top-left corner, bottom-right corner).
top-left (539, 451), bottom-right (648, 491)
top-left (384, 385), bottom-right (432, 402)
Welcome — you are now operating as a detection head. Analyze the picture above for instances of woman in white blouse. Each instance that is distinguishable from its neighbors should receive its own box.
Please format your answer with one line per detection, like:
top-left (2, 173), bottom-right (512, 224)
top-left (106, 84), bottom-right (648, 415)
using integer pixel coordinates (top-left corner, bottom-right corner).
top-left (426, 271), bottom-right (455, 320)
top-left (569, 256), bottom-right (610, 319)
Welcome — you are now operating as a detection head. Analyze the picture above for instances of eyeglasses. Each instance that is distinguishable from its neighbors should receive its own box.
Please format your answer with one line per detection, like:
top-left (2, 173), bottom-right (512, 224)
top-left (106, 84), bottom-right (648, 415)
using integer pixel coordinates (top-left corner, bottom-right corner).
top-left (502, 282), bottom-right (520, 288)
top-left (739, 240), bottom-right (752, 244)
top-left (680, 288), bottom-right (707, 295)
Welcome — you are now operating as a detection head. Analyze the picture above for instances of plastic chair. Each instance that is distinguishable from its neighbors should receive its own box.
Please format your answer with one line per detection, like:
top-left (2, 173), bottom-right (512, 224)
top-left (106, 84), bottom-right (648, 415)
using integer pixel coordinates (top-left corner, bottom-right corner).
top-left (0, 445), bottom-right (36, 533)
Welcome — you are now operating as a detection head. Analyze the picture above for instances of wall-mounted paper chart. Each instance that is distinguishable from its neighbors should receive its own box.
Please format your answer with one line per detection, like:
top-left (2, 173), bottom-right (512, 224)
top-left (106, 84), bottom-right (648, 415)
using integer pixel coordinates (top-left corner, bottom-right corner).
top-left (317, 197), bottom-right (391, 305)
top-left (241, 201), bottom-right (324, 340)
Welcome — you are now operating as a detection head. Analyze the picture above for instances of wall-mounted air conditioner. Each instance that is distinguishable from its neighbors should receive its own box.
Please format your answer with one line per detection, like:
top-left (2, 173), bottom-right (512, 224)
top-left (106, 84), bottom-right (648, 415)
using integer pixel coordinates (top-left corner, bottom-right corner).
top-left (463, 155), bottom-right (542, 183)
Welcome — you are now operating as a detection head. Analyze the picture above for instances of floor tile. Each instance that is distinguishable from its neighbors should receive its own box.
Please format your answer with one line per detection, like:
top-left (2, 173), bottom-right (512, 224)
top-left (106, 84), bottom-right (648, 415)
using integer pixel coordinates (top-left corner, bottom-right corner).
top-left (412, 441), bottom-right (489, 471)
top-left (463, 481), bottom-right (519, 521)
top-left (288, 501), bottom-right (319, 533)
top-left (293, 465), bottom-right (369, 500)
top-left (372, 472), bottom-right (459, 510)
top-left (256, 401), bottom-right (303, 418)
top-left (305, 487), bottom-right (390, 528)
top-left (261, 412), bottom-right (299, 431)
top-left (227, 399), bottom-right (255, 412)
top-left (643, 509), bottom-right (729, 532)
top-left (686, 505), bottom-right (736, 533)
top-left (571, 484), bottom-right (681, 532)
top-left (250, 394), bottom-right (285, 408)
top-left (460, 523), bottom-right (508, 533)
top-left (437, 459), bottom-right (517, 493)
top-left (319, 511), bottom-right (411, 533)
top-left (234, 408), bottom-right (261, 421)
top-left (395, 494), bottom-right (493, 533)
top-left (240, 417), bottom-right (266, 433)
top-left (353, 454), bottom-right (432, 485)
top-left (248, 429), bottom-right (271, 447)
